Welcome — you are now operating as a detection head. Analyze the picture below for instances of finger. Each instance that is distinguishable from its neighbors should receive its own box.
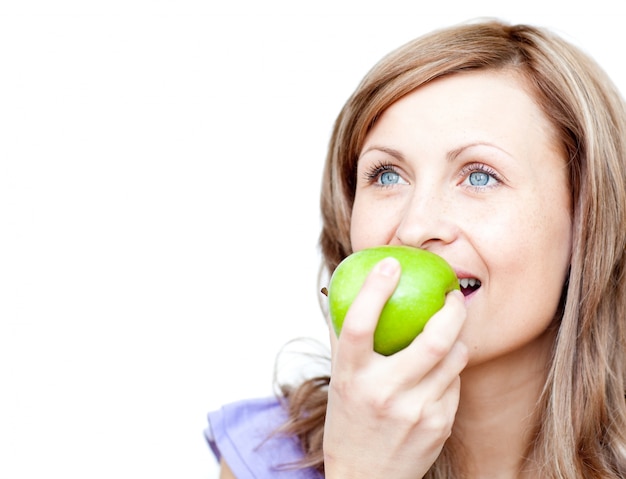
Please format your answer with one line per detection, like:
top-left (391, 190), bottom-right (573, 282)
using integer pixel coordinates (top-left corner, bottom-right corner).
top-left (419, 374), bottom-right (462, 441)
top-left (334, 257), bottom-right (401, 369)
top-left (393, 289), bottom-right (467, 381)
top-left (415, 340), bottom-right (468, 400)
top-left (326, 316), bottom-right (338, 363)
top-left (397, 366), bottom-right (463, 439)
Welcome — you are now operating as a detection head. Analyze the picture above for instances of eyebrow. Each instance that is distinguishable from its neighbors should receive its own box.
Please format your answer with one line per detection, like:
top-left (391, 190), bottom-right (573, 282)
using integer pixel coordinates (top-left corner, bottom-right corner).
top-left (446, 144), bottom-right (470, 163)
top-left (359, 145), bottom-right (406, 162)
top-left (359, 144), bottom-right (464, 166)
top-left (447, 142), bottom-right (513, 162)
top-left (360, 142), bottom-right (513, 164)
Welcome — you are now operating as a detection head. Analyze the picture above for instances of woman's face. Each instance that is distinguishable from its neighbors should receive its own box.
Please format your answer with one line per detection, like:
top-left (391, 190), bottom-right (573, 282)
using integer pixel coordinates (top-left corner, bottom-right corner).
top-left (350, 70), bottom-right (572, 366)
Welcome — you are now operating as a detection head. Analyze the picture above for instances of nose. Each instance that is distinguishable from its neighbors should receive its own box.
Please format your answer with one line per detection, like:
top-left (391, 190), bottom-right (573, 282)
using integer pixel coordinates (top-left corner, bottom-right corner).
top-left (393, 187), bottom-right (460, 250)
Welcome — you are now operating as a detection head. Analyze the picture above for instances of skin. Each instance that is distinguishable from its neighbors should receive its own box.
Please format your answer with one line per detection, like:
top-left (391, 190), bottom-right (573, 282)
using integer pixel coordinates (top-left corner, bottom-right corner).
top-left (324, 70), bottom-right (573, 478)
top-left (219, 458), bottom-right (236, 479)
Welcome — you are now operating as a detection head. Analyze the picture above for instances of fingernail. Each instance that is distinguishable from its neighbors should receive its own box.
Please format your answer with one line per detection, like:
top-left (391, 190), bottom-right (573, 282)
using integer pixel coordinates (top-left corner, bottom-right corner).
top-left (376, 257), bottom-right (400, 277)
top-left (450, 289), bottom-right (464, 300)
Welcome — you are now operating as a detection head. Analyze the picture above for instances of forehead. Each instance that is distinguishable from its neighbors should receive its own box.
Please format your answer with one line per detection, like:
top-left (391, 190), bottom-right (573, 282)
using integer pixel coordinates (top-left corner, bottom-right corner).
top-left (362, 69), bottom-right (561, 158)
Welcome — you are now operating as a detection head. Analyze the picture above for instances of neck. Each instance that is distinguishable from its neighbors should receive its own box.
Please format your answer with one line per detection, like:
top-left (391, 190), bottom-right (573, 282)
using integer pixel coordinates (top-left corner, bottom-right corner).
top-left (451, 328), bottom-right (555, 478)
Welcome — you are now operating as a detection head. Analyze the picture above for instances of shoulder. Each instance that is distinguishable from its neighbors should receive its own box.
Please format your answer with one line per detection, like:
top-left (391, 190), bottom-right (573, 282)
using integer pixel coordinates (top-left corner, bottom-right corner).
top-left (206, 396), bottom-right (322, 479)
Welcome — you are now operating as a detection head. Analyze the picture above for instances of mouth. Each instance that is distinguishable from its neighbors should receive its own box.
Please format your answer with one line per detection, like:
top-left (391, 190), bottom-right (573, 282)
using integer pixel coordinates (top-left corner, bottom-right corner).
top-left (458, 277), bottom-right (481, 297)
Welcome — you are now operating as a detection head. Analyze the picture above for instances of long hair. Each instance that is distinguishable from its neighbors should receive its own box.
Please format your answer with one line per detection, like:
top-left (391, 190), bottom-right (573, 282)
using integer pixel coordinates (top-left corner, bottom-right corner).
top-left (279, 19), bottom-right (626, 478)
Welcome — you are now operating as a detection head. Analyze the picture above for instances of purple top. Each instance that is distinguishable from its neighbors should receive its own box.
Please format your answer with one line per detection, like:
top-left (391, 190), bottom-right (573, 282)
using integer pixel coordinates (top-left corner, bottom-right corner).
top-left (206, 396), bottom-right (324, 479)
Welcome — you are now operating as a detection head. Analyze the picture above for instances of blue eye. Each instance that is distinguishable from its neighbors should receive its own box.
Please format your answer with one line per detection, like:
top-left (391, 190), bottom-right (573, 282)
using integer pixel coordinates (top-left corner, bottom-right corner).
top-left (461, 163), bottom-right (501, 189)
top-left (362, 161), bottom-right (408, 187)
top-left (380, 170), bottom-right (401, 185)
top-left (468, 171), bottom-right (490, 186)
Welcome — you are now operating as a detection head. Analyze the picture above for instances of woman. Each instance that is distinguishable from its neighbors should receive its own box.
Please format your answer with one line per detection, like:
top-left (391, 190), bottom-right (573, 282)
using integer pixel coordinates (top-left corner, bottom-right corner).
top-left (207, 19), bottom-right (626, 478)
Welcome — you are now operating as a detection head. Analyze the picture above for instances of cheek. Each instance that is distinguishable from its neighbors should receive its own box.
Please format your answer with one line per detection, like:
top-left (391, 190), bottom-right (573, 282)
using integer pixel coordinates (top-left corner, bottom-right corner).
top-left (349, 196), bottom-right (399, 251)
top-left (462, 210), bottom-right (571, 362)
top-left (349, 201), bottom-right (376, 251)
top-left (479, 199), bottom-right (572, 311)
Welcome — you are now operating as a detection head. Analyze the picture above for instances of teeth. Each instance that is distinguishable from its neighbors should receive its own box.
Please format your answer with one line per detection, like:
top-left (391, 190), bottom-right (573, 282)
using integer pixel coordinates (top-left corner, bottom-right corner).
top-left (459, 278), bottom-right (481, 288)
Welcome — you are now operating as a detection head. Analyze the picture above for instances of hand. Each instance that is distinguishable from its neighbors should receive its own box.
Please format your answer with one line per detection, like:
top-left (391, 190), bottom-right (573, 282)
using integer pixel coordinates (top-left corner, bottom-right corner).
top-left (323, 257), bottom-right (468, 479)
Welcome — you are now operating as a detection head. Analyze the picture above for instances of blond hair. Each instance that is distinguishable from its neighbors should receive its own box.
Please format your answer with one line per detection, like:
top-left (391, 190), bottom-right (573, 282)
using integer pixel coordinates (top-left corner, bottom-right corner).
top-left (280, 19), bottom-right (626, 478)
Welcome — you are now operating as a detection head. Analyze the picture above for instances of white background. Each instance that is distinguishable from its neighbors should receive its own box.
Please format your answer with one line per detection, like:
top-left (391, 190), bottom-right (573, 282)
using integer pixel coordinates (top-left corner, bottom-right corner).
top-left (1, 2), bottom-right (625, 478)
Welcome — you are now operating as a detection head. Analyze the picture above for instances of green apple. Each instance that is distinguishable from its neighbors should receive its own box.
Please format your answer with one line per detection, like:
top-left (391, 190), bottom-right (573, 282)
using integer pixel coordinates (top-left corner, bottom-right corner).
top-left (326, 245), bottom-right (460, 356)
